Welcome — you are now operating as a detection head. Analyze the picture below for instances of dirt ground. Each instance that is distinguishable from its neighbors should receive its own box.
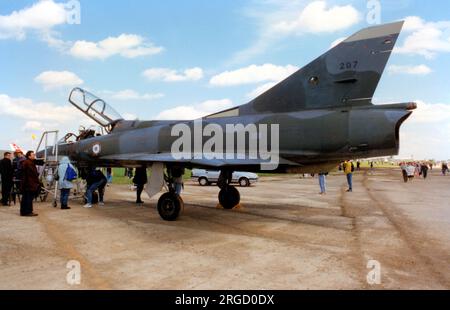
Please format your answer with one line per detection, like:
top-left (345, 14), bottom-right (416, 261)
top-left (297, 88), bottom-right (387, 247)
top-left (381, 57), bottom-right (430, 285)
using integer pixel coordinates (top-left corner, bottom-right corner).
top-left (0, 169), bottom-right (449, 290)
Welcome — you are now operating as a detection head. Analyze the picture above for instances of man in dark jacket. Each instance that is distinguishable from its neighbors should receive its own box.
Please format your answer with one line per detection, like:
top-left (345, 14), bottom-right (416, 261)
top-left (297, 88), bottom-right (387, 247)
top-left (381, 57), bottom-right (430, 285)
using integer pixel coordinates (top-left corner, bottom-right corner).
top-left (133, 167), bottom-right (148, 204)
top-left (84, 168), bottom-right (107, 208)
top-left (0, 152), bottom-right (14, 206)
top-left (20, 151), bottom-right (40, 216)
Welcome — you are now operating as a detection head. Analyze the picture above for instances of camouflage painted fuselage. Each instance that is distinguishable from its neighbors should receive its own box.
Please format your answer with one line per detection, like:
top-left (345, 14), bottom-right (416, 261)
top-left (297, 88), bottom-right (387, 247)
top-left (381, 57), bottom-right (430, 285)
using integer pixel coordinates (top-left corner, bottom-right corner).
top-left (45, 21), bottom-right (416, 173)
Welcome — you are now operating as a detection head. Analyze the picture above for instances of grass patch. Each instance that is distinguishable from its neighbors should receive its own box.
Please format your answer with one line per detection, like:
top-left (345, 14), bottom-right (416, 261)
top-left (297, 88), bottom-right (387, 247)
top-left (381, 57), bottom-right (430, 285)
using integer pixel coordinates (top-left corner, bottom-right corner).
top-left (109, 168), bottom-right (193, 185)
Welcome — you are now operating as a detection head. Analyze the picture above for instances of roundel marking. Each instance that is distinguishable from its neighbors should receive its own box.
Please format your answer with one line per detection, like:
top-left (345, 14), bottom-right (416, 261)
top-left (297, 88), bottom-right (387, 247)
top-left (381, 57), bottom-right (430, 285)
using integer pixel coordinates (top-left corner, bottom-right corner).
top-left (92, 143), bottom-right (101, 156)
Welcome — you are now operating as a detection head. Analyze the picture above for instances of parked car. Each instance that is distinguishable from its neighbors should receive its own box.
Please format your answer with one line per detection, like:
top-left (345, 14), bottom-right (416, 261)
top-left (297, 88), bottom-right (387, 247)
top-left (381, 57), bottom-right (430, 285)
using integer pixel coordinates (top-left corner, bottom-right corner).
top-left (191, 169), bottom-right (258, 187)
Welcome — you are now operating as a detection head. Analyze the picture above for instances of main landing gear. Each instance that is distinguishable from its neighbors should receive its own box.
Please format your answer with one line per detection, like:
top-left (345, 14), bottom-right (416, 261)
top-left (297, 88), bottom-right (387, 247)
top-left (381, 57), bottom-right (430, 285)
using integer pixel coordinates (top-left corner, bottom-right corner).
top-left (157, 168), bottom-right (184, 221)
top-left (217, 170), bottom-right (241, 209)
top-left (157, 168), bottom-right (241, 221)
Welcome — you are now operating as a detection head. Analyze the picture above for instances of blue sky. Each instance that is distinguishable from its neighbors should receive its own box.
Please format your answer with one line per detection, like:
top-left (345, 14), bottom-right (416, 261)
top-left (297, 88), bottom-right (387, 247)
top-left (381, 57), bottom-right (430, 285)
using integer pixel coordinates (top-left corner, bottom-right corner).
top-left (0, 0), bottom-right (449, 160)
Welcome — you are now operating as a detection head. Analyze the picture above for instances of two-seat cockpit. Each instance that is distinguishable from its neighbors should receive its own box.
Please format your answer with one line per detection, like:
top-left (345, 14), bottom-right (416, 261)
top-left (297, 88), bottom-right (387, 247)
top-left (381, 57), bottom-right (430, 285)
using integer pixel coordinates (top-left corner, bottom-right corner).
top-left (58, 88), bottom-right (124, 145)
top-left (59, 126), bottom-right (104, 145)
top-left (69, 87), bottom-right (123, 133)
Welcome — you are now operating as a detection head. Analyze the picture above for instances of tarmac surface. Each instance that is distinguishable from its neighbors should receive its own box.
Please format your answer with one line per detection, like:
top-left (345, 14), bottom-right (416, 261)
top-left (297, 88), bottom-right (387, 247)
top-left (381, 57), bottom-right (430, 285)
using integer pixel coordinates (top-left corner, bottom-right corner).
top-left (0, 169), bottom-right (449, 289)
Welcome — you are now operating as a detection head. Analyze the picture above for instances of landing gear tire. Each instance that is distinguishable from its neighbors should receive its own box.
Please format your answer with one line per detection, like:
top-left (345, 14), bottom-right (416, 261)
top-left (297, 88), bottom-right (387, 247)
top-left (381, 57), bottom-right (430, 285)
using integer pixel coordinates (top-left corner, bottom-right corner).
top-left (157, 192), bottom-right (183, 221)
top-left (218, 185), bottom-right (240, 209)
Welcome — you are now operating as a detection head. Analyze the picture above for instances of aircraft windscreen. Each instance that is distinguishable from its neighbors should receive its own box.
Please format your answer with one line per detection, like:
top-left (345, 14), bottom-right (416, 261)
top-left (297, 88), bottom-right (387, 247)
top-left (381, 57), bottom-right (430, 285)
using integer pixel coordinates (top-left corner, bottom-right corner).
top-left (69, 88), bottom-right (123, 128)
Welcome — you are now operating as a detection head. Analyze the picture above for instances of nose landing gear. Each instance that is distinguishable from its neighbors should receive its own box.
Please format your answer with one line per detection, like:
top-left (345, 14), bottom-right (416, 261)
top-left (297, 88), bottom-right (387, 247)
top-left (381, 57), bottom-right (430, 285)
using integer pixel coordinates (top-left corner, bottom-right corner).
top-left (157, 167), bottom-right (185, 221)
top-left (157, 192), bottom-right (184, 221)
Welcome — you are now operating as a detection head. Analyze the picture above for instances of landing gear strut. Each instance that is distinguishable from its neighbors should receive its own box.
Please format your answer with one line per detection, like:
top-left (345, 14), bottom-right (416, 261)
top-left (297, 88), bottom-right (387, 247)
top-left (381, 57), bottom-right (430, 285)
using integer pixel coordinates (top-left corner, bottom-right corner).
top-left (157, 167), bottom-right (184, 221)
top-left (218, 170), bottom-right (241, 209)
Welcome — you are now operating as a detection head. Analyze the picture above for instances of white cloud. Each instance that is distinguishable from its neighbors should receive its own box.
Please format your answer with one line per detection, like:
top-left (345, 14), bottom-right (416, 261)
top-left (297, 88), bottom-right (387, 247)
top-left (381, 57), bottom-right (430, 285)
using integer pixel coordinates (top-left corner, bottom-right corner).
top-left (0, 2), bottom-right (164, 59)
top-left (395, 16), bottom-right (450, 59)
top-left (387, 65), bottom-right (432, 75)
top-left (122, 113), bottom-right (138, 120)
top-left (0, 0), bottom-right (67, 40)
top-left (34, 70), bottom-right (83, 91)
top-left (399, 100), bottom-right (450, 160)
top-left (198, 99), bottom-right (234, 112)
top-left (23, 121), bottom-right (45, 132)
top-left (230, 1), bottom-right (360, 64)
top-left (156, 99), bottom-right (233, 120)
top-left (0, 94), bottom-right (76, 123)
top-left (272, 1), bottom-right (360, 35)
top-left (104, 89), bottom-right (164, 101)
top-left (210, 64), bottom-right (298, 87)
top-left (407, 100), bottom-right (450, 124)
top-left (69, 34), bottom-right (164, 60)
top-left (246, 82), bottom-right (277, 99)
top-left (143, 67), bottom-right (204, 82)
top-left (402, 16), bottom-right (426, 32)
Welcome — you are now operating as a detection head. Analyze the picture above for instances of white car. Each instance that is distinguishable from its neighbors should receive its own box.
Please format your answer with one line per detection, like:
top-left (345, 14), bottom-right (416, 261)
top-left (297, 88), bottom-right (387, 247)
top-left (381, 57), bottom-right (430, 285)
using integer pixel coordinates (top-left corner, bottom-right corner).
top-left (191, 169), bottom-right (258, 187)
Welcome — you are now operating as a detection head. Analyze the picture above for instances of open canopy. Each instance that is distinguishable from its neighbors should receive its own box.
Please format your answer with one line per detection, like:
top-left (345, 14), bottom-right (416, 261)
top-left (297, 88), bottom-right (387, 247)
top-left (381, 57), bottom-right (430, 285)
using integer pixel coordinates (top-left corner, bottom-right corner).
top-left (69, 88), bottom-right (123, 130)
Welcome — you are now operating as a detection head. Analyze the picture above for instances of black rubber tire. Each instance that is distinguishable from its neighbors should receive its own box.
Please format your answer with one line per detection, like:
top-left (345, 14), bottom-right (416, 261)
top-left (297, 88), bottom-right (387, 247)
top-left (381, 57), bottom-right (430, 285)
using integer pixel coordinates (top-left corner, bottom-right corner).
top-left (218, 185), bottom-right (240, 209)
top-left (157, 192), bottom-right (183, 221)
top-left (198, 177), bottom-right (209, 186)
top-left (239, 177), bottom-right (250, 187)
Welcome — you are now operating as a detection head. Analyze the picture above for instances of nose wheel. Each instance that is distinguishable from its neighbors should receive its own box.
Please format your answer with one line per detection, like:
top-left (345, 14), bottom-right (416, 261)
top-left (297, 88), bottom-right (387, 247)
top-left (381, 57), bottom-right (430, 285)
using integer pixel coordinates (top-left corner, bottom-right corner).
top-left (157, 192), bottom-right (184, 221)
top-left (157, 167), bottom-right (185, 221)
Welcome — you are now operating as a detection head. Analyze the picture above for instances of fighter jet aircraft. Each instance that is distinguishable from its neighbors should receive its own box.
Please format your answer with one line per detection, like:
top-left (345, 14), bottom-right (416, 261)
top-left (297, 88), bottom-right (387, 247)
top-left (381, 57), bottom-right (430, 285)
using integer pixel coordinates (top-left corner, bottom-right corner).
top-left (37, 21), bottom-right (417, 221)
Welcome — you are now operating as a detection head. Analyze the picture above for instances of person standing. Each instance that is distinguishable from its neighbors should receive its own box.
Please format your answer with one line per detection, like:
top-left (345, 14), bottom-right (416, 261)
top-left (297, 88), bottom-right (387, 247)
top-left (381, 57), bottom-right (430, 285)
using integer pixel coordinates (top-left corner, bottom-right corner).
top-left (420, 163), bottom-right (429, 179)
top-left (400, 162), bottom-right (408, 182)
top-left (20, 151), bottom-right (40, 217)
top-left (57, 157), bottom-right (76, 210)
top-left (13, 151), bottom-right (26, 176)
top-left (442, 163), bottom-right (449, 176)
top-left (318, 172), bottom-right (328, 195)
top-left (133, 167), bottom-right (148, 204)
top-left (0, 152), bottom-right (13, 206)
top-left (406, 162), bottom-right (416, 181)
top-left (106, 167), bottom-right (113, 186)
top-left (12, 151), bottom-right (26, 198)
top-left (343, 160), bottom-right (353, 192)
top-left (172, 167), bottom-right (185, 195)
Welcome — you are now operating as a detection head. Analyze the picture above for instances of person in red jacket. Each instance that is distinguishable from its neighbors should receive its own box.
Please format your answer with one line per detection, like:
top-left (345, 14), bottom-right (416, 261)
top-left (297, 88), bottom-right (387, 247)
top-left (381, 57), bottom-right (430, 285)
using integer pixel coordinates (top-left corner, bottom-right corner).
top-left (20, 151), bottom-right (40, 217)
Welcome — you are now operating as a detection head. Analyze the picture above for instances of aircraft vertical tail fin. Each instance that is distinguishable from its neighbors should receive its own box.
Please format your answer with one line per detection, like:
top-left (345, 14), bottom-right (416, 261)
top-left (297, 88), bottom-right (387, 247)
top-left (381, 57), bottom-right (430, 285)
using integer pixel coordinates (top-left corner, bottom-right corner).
top-left (240, 21), bottom-right (404, 114)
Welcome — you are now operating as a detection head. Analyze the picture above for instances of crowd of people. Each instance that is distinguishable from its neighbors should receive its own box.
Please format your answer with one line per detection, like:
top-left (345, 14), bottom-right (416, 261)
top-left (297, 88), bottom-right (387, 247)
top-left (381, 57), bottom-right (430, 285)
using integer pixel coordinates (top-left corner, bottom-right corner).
top-left (316, 159), bottom-right (448, 195)
top-left (0, 150), bottom-right (184, 216)
top-left (399, 162), bottom-right (435, 182)
top-left (0, 150), bottom-right (40, 216)
top-left (2, 150), bottom-right (448, 214)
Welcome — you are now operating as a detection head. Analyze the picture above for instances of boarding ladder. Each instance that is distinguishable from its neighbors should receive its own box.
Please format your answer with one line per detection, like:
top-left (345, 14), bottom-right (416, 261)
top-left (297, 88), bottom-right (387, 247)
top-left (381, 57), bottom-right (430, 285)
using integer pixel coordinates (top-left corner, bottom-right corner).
top-left (36, 131), bottom-right (59, 207)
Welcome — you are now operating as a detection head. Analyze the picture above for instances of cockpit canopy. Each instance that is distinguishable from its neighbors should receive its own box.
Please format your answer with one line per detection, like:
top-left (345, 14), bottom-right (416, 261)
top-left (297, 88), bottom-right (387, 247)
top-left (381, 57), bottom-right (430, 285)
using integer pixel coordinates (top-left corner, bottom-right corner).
top-left (69, 88), bottom-right (123, 131)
